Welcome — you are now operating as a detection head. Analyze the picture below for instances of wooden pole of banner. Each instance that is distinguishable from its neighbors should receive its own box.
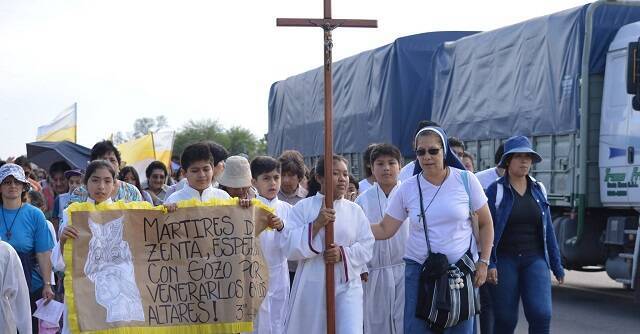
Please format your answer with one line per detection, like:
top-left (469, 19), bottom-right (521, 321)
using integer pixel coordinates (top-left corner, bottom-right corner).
top-left (277, 2), bottom-right (376, 333)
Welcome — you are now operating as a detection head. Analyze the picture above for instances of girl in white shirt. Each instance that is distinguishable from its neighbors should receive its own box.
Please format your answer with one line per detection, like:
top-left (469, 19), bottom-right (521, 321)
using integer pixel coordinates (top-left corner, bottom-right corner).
top-left (52, 160), bottom-right (120, 334)
top-left (284, 155), bottom-right (374, 334)
top-left (371, 127), bottom-right (494, 334)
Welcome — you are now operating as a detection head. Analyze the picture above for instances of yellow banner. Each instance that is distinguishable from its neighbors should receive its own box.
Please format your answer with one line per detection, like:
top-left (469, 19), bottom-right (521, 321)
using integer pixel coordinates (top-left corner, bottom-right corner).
top-left (64, 199), bottom-right (273, 333)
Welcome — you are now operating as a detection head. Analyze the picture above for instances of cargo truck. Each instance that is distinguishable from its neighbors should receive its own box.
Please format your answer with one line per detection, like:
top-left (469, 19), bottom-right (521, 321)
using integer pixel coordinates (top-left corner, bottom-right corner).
top-left (269, 1), bottom-right (640, 295)
top-left (431, 1), bottom-right (640, 294)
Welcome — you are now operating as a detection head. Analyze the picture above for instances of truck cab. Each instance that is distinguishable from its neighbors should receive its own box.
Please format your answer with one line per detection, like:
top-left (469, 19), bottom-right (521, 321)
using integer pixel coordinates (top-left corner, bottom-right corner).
top-left (599, 21), bottom-right (640, 290)
top-left (600, 21), bottom-right (640, 207)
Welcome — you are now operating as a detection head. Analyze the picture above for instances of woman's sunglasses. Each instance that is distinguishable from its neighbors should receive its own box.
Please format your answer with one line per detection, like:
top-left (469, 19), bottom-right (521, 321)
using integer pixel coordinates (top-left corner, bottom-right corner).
top-left (415, 148), bottom-right (441, 156)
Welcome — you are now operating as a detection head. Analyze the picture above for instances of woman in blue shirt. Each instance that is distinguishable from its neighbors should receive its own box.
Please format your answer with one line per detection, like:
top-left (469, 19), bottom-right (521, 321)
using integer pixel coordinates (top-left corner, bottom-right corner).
top-left (485, 136), bottom-right (564, 334)
top-left (0, 163), bottom-right (54, 333)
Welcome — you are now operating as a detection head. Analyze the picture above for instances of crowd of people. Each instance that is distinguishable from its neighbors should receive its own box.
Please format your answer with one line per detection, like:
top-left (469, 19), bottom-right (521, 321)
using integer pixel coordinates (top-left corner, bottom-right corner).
top-left (0, 119), bottom-right (564, 334)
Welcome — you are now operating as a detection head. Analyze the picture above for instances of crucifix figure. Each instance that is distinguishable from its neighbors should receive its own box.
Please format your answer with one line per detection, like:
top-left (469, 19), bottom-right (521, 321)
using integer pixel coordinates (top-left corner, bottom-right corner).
top-left (277, 1), bottom-right (376, 333)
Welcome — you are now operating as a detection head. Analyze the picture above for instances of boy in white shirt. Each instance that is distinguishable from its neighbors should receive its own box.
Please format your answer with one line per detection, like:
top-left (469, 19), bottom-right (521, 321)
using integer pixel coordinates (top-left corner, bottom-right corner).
top-left (475, 143), bottom-right (505, 190)
top-left (355, 144), bottom-right (408, 334)
top-left (165, 143), bottom-right (231, 204)
top-left (248, 156), bottom-right (291, 334)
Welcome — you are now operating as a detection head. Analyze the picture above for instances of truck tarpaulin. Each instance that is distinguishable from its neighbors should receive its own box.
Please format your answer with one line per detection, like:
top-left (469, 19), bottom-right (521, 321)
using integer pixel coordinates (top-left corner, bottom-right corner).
top-left (431, 3), bottom-right (640, 141)
top-left (268, 31), bottom-right (477, 157)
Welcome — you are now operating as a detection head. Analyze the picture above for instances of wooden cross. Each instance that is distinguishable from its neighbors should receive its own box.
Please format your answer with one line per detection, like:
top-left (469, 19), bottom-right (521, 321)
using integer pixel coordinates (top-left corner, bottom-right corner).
top-left (277, 1), bottom-right (376, 333)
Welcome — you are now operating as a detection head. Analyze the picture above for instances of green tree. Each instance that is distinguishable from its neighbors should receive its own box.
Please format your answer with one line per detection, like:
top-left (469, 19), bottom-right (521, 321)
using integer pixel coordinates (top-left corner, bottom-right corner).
top-left (256, 136), bottom-right (267, 157)
top-left (173, 119), bottom-right (226, 157)
top-left (172, 120), bottom-right (267, 159)
top-left (133, 117), bottom-right (155, 138)
top-left (111, 131), bottom-right (128, 145)
top-left (155, 116), bottom-right (168, 130)
top-left (225, 126), bottom-right (259, 156)
top-left (132, 116), bottom-right (169, 138)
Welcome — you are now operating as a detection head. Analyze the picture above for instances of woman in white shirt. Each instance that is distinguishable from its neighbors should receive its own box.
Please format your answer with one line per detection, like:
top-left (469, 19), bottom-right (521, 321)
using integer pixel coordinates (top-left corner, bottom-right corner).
top-left (371, 126), bottom-right (494, 334)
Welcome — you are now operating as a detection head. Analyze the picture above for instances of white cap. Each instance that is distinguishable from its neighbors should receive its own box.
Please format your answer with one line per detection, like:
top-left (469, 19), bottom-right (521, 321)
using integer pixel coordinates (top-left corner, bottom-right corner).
top-left (218, 156), bottom-right (251, 188)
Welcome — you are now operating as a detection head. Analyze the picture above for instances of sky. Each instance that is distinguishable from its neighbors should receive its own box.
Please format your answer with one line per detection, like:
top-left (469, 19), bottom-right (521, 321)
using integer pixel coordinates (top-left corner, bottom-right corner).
top-left (0, 0), bottom-right (589, 158)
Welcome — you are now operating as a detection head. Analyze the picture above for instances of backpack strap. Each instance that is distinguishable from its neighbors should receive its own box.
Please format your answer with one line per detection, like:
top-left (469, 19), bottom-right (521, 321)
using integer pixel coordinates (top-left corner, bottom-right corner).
top-left (539, 182), bottom-right (548, 199)
top-left (461, 171), bottom-right (473, 213)
top-left (461, 171), bottom-right (478, 248)
top-left (528, 175), bottom-right (548, 200)
top-left (495, 182), bottom-right (504, 209)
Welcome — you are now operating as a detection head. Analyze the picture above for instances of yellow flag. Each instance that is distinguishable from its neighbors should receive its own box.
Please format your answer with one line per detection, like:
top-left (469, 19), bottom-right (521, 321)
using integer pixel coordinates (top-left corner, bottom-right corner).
top-left (117, 134), bottom-right (156, 183)
top-left (37, 104), bottom-right (77, 142)
top-left (152, 130), bottom-right (175, 170)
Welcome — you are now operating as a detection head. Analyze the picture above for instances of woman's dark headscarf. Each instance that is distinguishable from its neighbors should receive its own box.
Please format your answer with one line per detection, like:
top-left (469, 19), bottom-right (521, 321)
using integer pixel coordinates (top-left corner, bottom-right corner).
top-left (412, 126), bottom-right (466, 175)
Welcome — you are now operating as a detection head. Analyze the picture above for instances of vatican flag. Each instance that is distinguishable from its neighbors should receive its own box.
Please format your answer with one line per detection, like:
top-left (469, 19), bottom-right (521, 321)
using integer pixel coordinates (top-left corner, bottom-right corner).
top-left (117, 134), bottom-right (156, 183)
top-left (36, 103), bottom-right (77, 142)
top-left (152, 130), bottom-right (175, 171)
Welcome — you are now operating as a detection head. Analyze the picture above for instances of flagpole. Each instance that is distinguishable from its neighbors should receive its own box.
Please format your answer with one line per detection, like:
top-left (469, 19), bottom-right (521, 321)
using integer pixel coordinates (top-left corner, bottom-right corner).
top-left (150, 132), bottom-right (157, 160)
top-left (74, 102), bottom-right (78, 143)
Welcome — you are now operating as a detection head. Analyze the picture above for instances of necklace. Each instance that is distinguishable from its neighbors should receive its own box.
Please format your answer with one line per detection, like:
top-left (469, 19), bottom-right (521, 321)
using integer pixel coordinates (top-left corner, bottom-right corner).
top-left (1, 204), bottom-right (23, 240)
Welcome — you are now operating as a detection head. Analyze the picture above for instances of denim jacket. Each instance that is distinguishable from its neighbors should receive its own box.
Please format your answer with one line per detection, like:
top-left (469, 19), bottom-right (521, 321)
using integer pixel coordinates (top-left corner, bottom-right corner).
top-left (485, 175), bottom-right (565, 279)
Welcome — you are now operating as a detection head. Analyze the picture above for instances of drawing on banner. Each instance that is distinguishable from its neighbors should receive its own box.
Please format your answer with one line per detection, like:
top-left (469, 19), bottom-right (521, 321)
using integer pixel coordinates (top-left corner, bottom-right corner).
top-left (84, 216), bottom-right (145, 322)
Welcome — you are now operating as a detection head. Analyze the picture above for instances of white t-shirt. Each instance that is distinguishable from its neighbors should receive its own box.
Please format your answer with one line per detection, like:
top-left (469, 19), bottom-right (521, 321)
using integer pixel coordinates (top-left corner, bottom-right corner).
top-left (164, 184), bottom-right (230, 204)
top-left (475, 167), bottom-right (501, 190)
top-left (398, 160), bottom-right (416, 182)
top-left (358, 178), bottom-right (374, 194)
top-left (386, 167), bottom-right (487, 264)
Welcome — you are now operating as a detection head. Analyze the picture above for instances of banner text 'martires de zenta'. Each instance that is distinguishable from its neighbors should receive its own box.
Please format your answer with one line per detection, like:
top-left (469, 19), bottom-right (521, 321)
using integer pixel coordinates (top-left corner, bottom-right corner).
top-left (64, 199), bottom-right (271, 334)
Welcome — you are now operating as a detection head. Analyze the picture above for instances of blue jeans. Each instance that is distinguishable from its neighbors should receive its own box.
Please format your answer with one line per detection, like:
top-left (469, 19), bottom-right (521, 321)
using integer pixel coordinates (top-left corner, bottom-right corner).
top-left (477, 283), bottom-right (494, 334)
top-left (490, 253), bottom-right (552, 334)
top-left (404, 259), bottom-right (475, 334)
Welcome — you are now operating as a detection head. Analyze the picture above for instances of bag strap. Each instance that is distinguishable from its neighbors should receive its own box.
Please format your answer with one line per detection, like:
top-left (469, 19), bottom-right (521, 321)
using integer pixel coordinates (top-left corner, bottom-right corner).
top-left (416, 173), bottom-right (432, 254)
top-left (496, 182), bottom-right (504, 209)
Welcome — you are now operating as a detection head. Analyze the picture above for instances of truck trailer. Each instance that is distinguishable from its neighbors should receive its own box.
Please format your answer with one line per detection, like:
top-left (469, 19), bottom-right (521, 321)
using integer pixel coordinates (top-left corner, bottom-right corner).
top-left (431, 1), bottom-right (640, 293)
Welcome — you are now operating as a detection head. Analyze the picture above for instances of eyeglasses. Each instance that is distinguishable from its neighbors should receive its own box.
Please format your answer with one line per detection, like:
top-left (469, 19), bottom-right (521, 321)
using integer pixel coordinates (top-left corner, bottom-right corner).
top-left (415, 148), bottom-right (441, 156)
top-left (1, 179), bottom-right (23, 186)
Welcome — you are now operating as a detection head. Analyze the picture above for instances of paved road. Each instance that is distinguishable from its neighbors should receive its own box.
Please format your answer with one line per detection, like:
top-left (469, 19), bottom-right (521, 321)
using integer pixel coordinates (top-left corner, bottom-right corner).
top-left (513, 271), bottom-right (640, 333)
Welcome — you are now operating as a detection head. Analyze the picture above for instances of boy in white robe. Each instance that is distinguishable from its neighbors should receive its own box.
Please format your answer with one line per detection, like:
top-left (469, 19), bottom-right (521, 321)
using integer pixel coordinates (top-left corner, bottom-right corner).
top-left (284, 155), bottom-right (374, 334)
top-left (248, 156), bottom-right (293, 334)
top-left (165, 143), bottom-right (230, 204)
top-left (355, 144), bottom-right (409, 334)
